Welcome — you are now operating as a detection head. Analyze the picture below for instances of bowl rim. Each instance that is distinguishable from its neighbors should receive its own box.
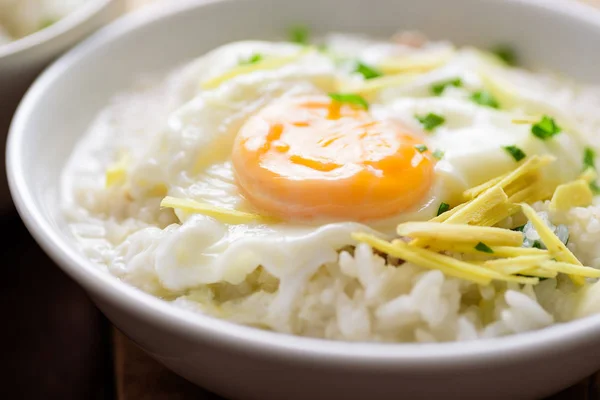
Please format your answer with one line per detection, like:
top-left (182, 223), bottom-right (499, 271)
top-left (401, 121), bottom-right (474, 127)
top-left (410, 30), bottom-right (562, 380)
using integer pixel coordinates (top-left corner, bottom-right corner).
top-left (0, 0), bottom-right (117, 60)
top-left (8, 0), bottom-right (600, 367)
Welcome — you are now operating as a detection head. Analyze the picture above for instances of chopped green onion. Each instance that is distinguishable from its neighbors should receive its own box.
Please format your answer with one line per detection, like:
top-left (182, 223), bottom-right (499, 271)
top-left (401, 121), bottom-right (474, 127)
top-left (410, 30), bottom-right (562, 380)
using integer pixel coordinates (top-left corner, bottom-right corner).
top-left (290, 25), bottom-right (309, 44)
top-left (475, 242), bottom-right (494, 254)
top-left (416, 113), bottom-right (445, 131)
top-left (584, 147), bottom-right (596, 170)
top-left (491, 45), bottom-right (518, 66)
top-left (512, 224), bottom-right (526, 232)
top-left (239, 53), bottom-right (263, 65)
top-left (590, 181), bottom-right (600, 195)
top-left (517, 274), bottom-right (547, 281)
top-left (471, 90), bottom-right (500, 109)
top-left (431, 78), bottom-right (462, 96)
top-left (328, 93), bottom-right (369, 110)
top-left (437, 202), bottom-right (450, 216)
top-left (531, 115), bottom-right (561, 140)
top-left (503, 145), bottom-right (526, 162)
top-left (414, 144), bottom-right (428, 153)
top-left (354, 61), bottom-right (382, 80)
top-left (532, 240), bottom-right (544, 249)
top-left (432, 149), bottom-right (444, 160)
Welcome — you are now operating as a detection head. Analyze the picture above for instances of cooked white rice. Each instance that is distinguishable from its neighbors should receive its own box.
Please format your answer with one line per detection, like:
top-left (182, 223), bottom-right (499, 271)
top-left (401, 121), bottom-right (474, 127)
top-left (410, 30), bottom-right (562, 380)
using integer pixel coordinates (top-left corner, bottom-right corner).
top-left (170, 196), bottom-right (600, 342)
top-left (62, 34), bottom-right (600, 343)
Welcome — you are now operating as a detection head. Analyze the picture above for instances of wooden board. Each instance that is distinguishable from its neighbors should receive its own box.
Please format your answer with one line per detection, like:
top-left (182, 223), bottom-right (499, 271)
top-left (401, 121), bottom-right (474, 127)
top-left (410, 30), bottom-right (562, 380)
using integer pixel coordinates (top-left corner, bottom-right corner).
top-left (113, 329), bottom-right (221, 399)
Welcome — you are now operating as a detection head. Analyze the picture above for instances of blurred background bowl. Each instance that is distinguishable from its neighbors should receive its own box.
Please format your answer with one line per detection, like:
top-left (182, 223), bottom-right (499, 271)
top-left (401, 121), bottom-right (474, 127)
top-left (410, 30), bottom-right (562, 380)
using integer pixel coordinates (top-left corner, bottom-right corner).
top-left (0, 0), bottom-right (126, 213)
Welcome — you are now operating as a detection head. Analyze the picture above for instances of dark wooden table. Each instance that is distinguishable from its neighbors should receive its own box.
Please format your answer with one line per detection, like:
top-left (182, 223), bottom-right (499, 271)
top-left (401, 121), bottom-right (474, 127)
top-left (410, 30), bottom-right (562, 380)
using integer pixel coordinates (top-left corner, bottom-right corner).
top-left (0, 213), bottom-right (113, 399)
top-left (1, 210), bottom-right (599, 399)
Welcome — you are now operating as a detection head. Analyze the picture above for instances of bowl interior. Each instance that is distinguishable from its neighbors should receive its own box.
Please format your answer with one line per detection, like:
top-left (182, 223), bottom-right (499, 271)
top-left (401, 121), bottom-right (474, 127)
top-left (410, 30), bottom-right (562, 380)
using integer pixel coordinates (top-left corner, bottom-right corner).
top-left (8, 0), bottom-right (600, 359)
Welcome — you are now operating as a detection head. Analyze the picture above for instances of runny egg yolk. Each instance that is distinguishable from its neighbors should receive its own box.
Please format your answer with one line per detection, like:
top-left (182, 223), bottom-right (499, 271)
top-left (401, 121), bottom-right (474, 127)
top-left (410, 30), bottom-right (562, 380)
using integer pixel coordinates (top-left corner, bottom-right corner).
top-left (232, 95), bottom-right (435, 221)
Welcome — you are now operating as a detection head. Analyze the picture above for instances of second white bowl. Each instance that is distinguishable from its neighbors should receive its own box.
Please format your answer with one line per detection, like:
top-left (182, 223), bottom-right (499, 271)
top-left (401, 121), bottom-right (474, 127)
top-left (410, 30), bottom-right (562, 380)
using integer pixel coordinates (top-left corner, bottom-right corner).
top-left (0, 0), bottom-right (125, 213)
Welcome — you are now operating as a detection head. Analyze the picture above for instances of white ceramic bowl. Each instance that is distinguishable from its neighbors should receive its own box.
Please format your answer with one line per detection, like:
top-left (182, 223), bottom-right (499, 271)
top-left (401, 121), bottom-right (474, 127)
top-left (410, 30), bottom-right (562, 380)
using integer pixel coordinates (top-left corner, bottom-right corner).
top-left (8, 0), bottom-right (600, 399)
top-left (0, 0), bottom-right (125, 213)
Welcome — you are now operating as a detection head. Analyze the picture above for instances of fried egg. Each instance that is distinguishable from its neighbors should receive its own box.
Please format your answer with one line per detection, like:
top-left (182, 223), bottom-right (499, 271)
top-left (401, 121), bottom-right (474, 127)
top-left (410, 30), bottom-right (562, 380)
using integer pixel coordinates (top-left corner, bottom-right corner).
top-left (63, 35), bottom-right (587, 323)
top-left (232, 94), bottom-right (435, 220)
